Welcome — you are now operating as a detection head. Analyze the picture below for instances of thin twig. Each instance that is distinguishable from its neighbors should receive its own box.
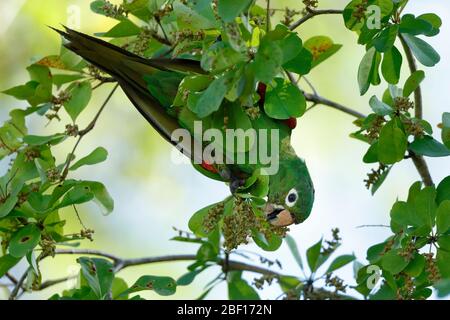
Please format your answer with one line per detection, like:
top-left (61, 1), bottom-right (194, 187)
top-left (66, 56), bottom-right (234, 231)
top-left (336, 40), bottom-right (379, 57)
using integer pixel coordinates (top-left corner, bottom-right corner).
top-left (289, 9), bottom-right (343, 31)
top-left (399, 34), bottom-right (434, 187)
top-left (60, 83), bottom-right (119, 181)
top-left (9, 268), bottom-right (29, 300)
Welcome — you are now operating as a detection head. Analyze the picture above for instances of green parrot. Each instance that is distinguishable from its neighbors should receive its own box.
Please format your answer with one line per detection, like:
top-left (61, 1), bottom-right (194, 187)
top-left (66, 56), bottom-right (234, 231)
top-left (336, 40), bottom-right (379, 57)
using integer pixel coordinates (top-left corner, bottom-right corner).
top-left (52, 27), bottom-right (314, 227)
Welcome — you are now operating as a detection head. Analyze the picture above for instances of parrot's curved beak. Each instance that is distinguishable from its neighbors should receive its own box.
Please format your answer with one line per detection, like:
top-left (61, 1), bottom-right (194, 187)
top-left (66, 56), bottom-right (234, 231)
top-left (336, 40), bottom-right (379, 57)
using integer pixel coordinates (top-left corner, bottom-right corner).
top-left (264, 203), bottom-right (295, 227)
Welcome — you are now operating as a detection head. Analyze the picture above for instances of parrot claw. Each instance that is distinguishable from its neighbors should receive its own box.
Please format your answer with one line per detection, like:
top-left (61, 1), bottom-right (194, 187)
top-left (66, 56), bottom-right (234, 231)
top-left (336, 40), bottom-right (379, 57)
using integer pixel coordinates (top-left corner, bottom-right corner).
top-left (229, 178), bottom-right (246, 194)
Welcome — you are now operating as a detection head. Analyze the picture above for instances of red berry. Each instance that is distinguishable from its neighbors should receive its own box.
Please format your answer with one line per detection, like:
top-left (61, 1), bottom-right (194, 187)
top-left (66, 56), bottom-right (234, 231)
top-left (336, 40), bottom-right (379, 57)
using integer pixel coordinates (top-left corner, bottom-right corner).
top-left (257, 82), bottom-right (267, 107)
top-left (201, 161), bottom-right (218, 174)
top-left (283, 117), bottom-right (297, 129)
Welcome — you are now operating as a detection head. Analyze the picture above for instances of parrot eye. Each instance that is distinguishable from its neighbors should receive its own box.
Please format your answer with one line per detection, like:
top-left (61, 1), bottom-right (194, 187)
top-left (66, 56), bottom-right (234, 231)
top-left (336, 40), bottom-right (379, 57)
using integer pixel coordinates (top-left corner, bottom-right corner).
top-left (285, 188), bottom-right (298, 207)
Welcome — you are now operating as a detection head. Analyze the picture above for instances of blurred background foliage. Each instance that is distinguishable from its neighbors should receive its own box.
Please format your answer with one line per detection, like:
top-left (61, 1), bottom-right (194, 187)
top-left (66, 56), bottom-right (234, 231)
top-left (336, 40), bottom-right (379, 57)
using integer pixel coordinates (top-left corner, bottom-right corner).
top-left (0, 0), bottom-right (448, 299)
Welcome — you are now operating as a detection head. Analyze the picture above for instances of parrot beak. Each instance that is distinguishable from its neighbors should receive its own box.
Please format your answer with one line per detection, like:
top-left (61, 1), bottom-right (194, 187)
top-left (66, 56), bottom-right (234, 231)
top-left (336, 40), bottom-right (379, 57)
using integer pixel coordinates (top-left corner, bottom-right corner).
top-left (264, 203), bottom-right (295, 227)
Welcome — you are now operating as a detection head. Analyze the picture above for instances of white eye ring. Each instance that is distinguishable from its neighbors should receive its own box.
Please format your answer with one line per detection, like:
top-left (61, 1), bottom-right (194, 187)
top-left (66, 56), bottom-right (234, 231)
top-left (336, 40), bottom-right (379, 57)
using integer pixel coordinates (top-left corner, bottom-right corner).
top-left (285, 188), bottom-right (298, 207)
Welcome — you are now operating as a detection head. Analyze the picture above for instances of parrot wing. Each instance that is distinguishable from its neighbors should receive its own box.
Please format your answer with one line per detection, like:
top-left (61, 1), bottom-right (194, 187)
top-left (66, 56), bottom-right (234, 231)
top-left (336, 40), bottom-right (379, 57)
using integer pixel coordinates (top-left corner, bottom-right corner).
top-left (51, 26), bottom-right (205, 162)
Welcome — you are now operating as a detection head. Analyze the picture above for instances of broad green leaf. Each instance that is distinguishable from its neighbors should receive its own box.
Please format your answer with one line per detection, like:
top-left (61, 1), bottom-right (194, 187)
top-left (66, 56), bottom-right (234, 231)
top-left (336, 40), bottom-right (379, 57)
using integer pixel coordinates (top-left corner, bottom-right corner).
top-left (0, 255), bottom-right (21, 277)
top-left (254, 40), bottom-right (283, 83)
top-left (437, 249), bottom-right (450, 278)
top-left (306, 238), bottom-right (322, 273)
top-left (381, 46), bottom-right (402, 84)
top-left (369, 95), bottom-right (393, 116)
top-left (403, 70), bottom-right (425, 97)
top-left (78, 257), bottom-right (115, 299)
top-left (435, 279), bottom-right (450, 298)
top-left (390, 201), bottom-right (415, 228)
top-left (437, 176), bottom-right (450, 205)
top-left (412, 186), bottom-right (437, 229)
top-left (403, 253), bottom-right (425, 277)
top-left (399, 14), bottom-right (433, 36)
top-left (53, 74), bottom-right (85, 88)
top-left (378, 120), bottom-right (407, 164)
top-left (70, 147), bottom-right (108, 171)
top-left (217, 0), bottom-right (253, 23)
top-left (83, 181), bottom-right (114, 215)
top-left (285, 235), bottom-right (303, 270)
top-left (23, 134), bottom-right (67, 146)
top-left (64, 81), bottom-right (93, 121)
top-left (442, 112), bottom-right (450, 149)
top-left (358, 47), bottom-right (377, 95)
top-left (371, 165), bottom-right (391, 195)
top-left (264, 79), bottom-right (306, 120)
top-left (326, 254), bottom-right (356, 274)
top-left (190, 75), bottom-right (228, 118)
top-left (55, 184), bottom-right (95, 209)
top-left (103, 19), bottom-right (141, 38)
top-left (177, 269), bottom-right (205, 286)
top-left (401, 34), bottom-right (440, 67)
top-left (381, 249), bottom-right (409, 274)
top-left (252, 231), bottom-right (282, 252)
top-left (201, 42), bottom-right (247, 73)
top-left (227, 271), bottom-right (260, 300)
top-left (8, 224), bottom-right (41, 258)
top-left (417, 13), bottom-right (442, 37)
top-left (363, 142), bottom-right (379, 164)
top-left (409, 135), bottom-right (450, 157)
top-left (373, 25), bottom-right (398, 52)
top-left (283, 47), bottom-right (313, 75)
top-left (112, 277), bottom-right (129, 300)
top-left (0, 195), bottom-right (19, 218)
top-left (436, 200), bottom-right (450, 234)
top-left (304, 36), bottom-right (342, 68)
top-left (189, 202), bottom-right (223, 237)
top-left (122, 275), bottom-right (177, 296)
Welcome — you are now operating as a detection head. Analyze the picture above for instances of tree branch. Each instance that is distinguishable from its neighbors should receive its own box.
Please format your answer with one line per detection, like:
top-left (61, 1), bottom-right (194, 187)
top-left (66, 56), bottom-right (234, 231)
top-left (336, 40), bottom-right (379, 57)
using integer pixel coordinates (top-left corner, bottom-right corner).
top-left (399, 34), bottom-right (434, 187)
top-left (60, 83), bottom-right (119, 181)
top-left (289, 9), bottom-right (344, 31)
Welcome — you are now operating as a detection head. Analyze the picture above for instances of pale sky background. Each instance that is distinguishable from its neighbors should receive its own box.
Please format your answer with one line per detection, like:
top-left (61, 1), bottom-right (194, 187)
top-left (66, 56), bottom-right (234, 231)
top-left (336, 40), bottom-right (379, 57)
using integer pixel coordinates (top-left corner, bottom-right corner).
top-left (0, 0), bottom-right (449, 300)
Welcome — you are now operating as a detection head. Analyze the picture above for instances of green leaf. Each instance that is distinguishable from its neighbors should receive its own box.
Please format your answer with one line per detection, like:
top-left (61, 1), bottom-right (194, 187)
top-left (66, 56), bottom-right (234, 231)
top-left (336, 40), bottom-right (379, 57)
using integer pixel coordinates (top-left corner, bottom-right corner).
top-left (369, 95), bottom-right (393, 116)
top-left (390, 201), bottom-right (415, 228)
top-left (254, 40), bottom-right (283, 83)
top-left (70, 147), bottom-right (108, 171)
top-left (122, 275), bottom-right (177, 296)
top-left (409, 135), bottom-right (450, 157)
top-left (0, 195), bottom-right (19, 218)
top-left (381, 46), bottom-right (402, 84)
top-left (401, 34), bottom-right (440, 67)
top-left (358, 47), bottom-right (377, 95)
top-left (252, 231), bottom-right (282, 252)
top-left (326, 255), bottom-right (356, 274)
top-left (403, 253), bottom-right (425, 277)
top-left (417, 13), bottom-right (442, 37)
top-left (303, 36), bottom-right (342, 68)
top-left (190, 75), bottom-right (228, 118)
top-left (217, 0), bottom-right (253, 23)
top-left (436, 200), bottom-right (450, 234)
top-left (399, 14), bottom-right (433, 36)
top-left (437, 248), bottom-right (450, 278)
top-left (378, 120), bottom-right (407, 164)
top-left (64, 81), bottom-right (93, 121)
top-left (412, 186), bottom-right (437, 229)
top-left (227, 271), bottom-right (260, 300)
top-left (188, 202), bottom-right (223, 237)
top-left (373, 25), bottom-right (398, 52)
top-left (403, 70), bottom-right (425, 97)
top-left (78, 257), bottom-right (114, 299)
top-left (0, 255), bottom-right (21, 277)
top-left (83, 181), bottom-right (114, 215)
top-left (177, 269), bottom-right (205, 286)
top-left (442, 112), bottom-right (450, 149)
top-left (55, 184), bottom-right (95, 209)
top-left (381, 249), bottom-right (409, 274)
top-left (112, 277), bottom-right (129, 300)
top-left (8, 224), bottom-right (41, 258)
top-left (283, 47), bottom-right (313, 75)
top-left (437, 176), bottom-right (450, 205)
top-left (264, 79), bottom-right (306, 120)
top-left (435, 279), bottom-right (450, 298)
top-left (285, 235), bottom-right (303, 270)
top-left (23, 134), bottom-right (67, 146)
top-left (103, 19), bottom-right (141, 38)
top-left (306, 238), bottom-right (322, 273)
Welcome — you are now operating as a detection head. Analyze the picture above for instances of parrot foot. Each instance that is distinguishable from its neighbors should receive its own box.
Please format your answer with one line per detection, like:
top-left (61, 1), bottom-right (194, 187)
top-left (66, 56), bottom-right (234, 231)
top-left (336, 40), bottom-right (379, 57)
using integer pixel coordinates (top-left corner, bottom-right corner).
top-left (229, 178), bottom-right (246, 194)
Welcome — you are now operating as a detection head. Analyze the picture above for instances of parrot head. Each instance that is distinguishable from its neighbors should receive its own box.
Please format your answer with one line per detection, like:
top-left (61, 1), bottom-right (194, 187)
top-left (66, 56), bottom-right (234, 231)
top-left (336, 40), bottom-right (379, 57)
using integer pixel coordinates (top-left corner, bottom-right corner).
top-left (265, 156), bottom-right (314, 227)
